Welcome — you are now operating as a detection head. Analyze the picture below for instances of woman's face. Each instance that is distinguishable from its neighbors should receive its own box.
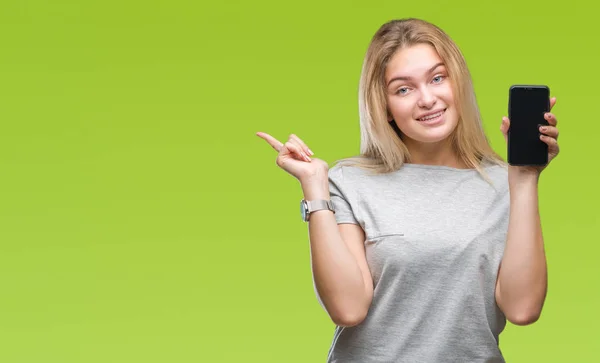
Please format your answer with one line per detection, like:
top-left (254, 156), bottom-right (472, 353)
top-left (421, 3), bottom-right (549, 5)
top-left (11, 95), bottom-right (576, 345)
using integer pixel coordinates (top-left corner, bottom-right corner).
top-left (384, 43), bottom-right (459, 146)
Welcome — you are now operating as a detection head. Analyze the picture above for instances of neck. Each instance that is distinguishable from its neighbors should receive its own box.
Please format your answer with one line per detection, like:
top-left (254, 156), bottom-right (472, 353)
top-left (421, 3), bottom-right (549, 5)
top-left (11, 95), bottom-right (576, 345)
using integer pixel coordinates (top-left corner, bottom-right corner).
top-left (403, 137), bottom-right (468, 169)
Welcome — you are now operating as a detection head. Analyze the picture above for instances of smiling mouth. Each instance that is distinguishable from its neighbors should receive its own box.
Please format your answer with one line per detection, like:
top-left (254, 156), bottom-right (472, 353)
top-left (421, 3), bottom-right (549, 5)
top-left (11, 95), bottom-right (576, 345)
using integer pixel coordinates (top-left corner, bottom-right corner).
top-left (417, 109), bottom-right (446, 121)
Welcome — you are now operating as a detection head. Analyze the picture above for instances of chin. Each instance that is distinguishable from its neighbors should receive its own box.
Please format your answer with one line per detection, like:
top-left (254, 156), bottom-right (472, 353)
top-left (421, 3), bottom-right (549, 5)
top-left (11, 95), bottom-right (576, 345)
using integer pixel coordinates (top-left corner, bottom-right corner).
top-left (406, 123), bottom-right (457, 144)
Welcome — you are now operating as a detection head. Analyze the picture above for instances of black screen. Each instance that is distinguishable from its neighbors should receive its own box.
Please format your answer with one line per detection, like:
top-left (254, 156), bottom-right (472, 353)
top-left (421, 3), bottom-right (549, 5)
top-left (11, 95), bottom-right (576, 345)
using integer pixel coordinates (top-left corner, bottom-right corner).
top-left (508, 86), bottom-right (550, 166)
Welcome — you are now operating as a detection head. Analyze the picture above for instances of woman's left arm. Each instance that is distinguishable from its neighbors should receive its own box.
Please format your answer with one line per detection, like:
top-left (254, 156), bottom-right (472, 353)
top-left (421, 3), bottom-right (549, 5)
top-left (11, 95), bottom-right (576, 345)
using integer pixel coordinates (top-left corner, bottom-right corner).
top-left (495, 97), bottom-right (560, 326)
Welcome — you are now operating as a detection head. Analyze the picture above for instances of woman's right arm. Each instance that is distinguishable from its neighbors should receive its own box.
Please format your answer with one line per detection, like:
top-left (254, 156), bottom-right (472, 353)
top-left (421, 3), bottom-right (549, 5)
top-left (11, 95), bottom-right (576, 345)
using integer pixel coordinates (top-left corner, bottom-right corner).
top-left (256, 131), bottom-right (373, 327)
top-left (302, 174), bottom-right (373, 327)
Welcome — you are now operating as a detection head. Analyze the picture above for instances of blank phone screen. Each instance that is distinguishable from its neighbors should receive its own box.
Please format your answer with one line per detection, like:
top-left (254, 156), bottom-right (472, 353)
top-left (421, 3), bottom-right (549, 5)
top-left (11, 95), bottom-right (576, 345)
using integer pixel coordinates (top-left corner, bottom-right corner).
top-left (508, 86), bottom-right (550, 166)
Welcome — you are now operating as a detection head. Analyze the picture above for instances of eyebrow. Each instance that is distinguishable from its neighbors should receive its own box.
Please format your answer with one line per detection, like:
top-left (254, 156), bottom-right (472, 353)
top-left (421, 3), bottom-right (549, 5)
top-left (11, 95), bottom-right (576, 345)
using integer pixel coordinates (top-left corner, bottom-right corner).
top-left (386, 62), bottom-right (445, 87)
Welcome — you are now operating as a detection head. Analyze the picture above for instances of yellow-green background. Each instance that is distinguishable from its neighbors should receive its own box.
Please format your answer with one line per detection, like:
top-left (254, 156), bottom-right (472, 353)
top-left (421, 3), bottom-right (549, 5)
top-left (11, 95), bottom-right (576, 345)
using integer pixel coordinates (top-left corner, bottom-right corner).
top-left (0, 0), bottom-right (596, 362)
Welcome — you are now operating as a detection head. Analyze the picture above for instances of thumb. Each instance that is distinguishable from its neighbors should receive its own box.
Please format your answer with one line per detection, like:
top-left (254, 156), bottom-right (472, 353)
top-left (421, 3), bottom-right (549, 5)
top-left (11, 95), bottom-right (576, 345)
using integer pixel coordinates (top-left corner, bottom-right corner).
top-left (500, 117), bottom-right (509, 143)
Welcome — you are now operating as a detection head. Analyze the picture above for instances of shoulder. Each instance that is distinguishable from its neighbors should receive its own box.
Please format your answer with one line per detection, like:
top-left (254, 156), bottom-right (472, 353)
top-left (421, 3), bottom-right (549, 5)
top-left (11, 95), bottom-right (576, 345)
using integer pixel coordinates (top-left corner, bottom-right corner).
top-left (480, 163), bottom-right (510, 194)
top-left (328, 162), bottom-right (375, 185)
top-left (484, 162), bottom-right (509, 178)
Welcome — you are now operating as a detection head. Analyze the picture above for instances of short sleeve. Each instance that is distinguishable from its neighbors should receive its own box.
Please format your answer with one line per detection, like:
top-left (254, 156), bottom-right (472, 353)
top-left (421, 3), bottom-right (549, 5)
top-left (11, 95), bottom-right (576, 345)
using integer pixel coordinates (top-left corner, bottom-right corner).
top-left (328, 165), bottom-right (359, 225)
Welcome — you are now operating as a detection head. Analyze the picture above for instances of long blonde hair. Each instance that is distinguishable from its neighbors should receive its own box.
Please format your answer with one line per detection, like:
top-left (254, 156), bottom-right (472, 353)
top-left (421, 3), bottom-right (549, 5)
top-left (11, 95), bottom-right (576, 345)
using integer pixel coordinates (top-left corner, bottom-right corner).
top-left (336, 18), bottom-right (506, 178)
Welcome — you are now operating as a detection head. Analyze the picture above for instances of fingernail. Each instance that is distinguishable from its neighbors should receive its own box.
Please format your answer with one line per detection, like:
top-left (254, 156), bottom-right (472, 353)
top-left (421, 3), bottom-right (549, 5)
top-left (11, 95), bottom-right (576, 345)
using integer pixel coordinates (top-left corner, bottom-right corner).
top-left (308, 148), bottom-right (314, 156)
top-left (540, 126), bottom-right (547, 132)
top-left (546, 113), bottom-right (551, 119)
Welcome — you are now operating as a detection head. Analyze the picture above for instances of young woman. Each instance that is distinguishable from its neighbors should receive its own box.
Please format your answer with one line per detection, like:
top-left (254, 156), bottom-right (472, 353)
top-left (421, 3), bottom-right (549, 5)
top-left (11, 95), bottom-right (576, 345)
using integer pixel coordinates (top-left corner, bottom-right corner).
top-left (257, 18), bottom-right (560, 362)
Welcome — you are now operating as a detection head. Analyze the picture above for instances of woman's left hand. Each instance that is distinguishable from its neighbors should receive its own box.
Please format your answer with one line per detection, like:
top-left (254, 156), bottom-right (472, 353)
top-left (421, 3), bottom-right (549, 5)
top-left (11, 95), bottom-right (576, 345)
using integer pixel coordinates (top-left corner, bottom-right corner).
top-left (500, 97), bottom-right (560, 175)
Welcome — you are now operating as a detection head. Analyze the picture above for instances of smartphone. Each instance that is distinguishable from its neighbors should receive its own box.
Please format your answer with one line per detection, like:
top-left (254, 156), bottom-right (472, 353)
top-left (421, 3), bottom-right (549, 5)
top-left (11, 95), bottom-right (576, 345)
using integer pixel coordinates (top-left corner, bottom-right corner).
top-left (507, 85), bottom-right (550, 166)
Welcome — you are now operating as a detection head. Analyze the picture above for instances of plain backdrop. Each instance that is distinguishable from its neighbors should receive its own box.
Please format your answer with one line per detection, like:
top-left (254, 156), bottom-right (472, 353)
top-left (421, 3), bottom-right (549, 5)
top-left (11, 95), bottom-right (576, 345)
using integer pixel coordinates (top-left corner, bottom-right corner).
top-left (0, 0), bottom-right (597, 362)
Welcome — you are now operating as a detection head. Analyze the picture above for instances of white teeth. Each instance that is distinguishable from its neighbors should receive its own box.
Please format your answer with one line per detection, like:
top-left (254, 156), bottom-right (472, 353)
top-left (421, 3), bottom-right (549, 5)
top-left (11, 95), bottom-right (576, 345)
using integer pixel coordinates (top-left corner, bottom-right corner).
top-left (419, 110), bottom-right (443, 121)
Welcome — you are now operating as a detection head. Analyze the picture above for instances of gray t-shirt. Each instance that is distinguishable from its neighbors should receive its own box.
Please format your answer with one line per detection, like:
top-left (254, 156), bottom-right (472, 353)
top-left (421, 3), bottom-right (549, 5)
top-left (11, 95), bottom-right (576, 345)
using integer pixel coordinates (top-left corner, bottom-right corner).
top-left (325, 162), bottom-right (509, 363)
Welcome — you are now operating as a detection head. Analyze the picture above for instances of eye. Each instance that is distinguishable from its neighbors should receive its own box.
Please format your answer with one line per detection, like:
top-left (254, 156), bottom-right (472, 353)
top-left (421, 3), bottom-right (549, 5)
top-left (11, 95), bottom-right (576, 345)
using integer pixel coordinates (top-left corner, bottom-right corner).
top-left (432, 75), bottom-right (445, 83)
top-left (396, 87), bottom-right (410, 95)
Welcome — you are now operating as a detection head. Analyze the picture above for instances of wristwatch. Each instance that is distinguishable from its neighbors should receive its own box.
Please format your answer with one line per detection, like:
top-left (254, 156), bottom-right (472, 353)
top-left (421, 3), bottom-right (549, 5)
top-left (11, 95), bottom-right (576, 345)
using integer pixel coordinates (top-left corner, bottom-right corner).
top-left (300, 199), bottom-right (335, 222)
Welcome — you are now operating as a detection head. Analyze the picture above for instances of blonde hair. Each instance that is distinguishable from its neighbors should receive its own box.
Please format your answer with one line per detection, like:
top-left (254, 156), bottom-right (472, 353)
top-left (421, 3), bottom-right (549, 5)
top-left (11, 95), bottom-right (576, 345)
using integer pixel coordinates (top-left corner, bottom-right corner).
top-left (336, 18), bottom-right (506, 179)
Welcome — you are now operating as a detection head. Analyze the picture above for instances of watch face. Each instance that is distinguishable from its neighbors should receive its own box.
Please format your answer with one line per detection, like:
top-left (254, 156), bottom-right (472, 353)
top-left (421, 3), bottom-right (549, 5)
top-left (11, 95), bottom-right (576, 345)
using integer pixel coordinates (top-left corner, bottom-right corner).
top-left (300, 200), bottom-right (307, 221)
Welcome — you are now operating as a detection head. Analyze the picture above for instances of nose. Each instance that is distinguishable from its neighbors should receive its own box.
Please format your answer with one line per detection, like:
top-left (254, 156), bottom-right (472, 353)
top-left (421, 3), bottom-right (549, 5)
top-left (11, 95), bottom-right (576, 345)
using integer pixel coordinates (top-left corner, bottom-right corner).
top-left (417, 86), bottom-right (436, 109)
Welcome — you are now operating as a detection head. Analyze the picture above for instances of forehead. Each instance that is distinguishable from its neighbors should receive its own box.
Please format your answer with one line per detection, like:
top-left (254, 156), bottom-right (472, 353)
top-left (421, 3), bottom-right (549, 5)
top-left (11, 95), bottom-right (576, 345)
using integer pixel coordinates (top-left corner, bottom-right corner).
top-left (385, 43), bottom-right (444, 80)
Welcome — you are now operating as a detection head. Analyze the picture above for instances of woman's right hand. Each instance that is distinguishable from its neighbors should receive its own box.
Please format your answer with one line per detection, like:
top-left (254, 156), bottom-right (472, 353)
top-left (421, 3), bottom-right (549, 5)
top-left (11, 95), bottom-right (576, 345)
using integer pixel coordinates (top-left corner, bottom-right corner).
top-left (256, 132), bottom-right (329, 183)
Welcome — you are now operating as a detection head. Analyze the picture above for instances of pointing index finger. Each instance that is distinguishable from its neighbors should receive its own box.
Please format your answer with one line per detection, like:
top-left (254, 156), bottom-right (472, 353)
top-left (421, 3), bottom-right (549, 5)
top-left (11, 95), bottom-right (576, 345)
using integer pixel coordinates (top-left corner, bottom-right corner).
top-left (256, 132), bottom-right (284, 152)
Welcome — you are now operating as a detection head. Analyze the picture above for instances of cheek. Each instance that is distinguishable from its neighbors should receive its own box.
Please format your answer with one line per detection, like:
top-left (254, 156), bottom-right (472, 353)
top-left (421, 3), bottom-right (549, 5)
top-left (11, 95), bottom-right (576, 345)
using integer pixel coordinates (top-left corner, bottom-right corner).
top-left (388, 98), bottom-right (414, 122)
top-left (440, 84), bottom-right (455, 105)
